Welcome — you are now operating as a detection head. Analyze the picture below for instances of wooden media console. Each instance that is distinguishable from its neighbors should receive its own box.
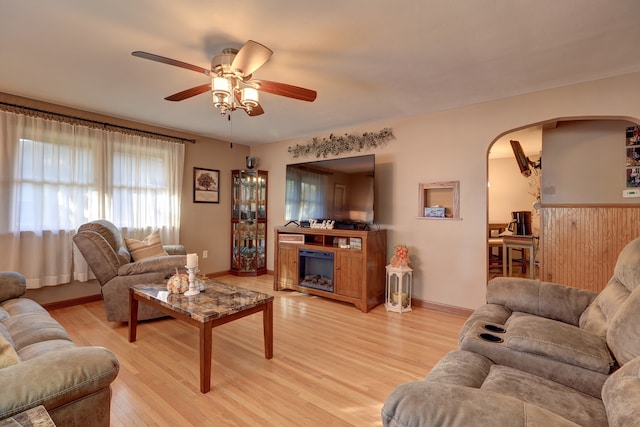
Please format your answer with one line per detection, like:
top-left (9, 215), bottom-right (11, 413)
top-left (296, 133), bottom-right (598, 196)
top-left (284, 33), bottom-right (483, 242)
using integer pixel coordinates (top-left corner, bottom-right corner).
top-left (274, 227), bottom-right (387, 312)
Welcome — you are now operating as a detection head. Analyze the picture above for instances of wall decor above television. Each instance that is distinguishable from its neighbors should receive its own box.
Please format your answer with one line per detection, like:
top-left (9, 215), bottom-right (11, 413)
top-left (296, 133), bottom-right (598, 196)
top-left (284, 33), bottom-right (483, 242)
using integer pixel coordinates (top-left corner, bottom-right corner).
top-left (285, 154), bottom-right (375, 229)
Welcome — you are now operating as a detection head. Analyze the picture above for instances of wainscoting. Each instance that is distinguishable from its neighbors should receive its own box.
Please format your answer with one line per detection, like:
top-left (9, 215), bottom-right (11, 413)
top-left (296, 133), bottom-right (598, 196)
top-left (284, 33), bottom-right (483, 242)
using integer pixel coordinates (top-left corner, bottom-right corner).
top-left (540, 205), bottom-right (640, 291)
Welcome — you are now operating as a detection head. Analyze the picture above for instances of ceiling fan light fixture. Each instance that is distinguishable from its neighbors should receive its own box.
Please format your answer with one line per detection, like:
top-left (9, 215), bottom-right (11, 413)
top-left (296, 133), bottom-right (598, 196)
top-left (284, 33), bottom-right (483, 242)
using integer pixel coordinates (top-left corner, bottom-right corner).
top-left (212, 77), bottom-right (230, 97)
top-left (212, 77), bottom-right (232, 114)
top-left (241, 87), bottom-right (259, 109)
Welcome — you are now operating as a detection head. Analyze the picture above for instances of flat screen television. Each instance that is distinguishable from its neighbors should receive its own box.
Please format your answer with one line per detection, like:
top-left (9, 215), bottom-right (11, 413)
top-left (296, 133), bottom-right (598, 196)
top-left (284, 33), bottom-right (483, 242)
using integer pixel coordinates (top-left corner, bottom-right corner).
top-left (285, 154), bottom-right (375, 228)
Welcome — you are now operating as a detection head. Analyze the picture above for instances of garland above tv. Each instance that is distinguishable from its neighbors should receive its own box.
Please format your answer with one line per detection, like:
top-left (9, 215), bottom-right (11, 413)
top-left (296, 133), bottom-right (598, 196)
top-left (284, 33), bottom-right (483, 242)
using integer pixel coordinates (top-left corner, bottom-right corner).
top-left (288, 127), bottom-right (395, 158)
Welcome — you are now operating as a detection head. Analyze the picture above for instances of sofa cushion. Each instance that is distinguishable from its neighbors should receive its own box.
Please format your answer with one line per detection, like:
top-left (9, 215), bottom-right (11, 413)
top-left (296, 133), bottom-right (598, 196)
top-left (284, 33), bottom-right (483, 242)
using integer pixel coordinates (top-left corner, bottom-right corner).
top-left (580, 280), bottom-right (630, 337)
top-left (612, 235), bottom-right (640, 293)
top-left (0, 335), bottom-right (19, 368)
top-left (607, 286), bottom-right (640, 366)
top-left (481, 364), bottom-right (608, 427)
top-left (505, 315), bottom-right (613, 373)
top-left (125, 230), bottom-right (168, 262)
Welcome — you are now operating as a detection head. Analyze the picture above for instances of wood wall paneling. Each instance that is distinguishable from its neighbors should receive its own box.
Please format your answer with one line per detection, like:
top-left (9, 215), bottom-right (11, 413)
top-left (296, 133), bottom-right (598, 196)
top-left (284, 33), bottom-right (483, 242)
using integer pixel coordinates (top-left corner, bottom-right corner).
top-left (540, 206), bottom-right (640, 291)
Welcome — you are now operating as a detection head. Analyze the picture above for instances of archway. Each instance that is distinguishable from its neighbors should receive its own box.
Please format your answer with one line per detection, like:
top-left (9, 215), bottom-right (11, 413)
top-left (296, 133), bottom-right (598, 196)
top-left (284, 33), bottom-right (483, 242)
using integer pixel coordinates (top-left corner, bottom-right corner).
top-left (486, 116), bottom-right (640, 285)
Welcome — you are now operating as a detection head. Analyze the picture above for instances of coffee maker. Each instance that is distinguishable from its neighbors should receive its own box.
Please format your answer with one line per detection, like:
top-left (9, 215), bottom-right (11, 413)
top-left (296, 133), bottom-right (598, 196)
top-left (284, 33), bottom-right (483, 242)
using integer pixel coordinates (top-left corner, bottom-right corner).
top-left (508, 211), bottom-right (532, 235)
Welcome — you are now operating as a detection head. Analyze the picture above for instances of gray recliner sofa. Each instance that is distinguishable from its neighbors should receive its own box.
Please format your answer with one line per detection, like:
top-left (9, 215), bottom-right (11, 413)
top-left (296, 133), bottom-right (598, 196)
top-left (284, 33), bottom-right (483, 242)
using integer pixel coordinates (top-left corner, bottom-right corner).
top-left (73, 220), bottom-right (187, 322)
top-left (0, 272), bottom-right (119, 426)
top-left (382, 235), bottom-right (640, 426)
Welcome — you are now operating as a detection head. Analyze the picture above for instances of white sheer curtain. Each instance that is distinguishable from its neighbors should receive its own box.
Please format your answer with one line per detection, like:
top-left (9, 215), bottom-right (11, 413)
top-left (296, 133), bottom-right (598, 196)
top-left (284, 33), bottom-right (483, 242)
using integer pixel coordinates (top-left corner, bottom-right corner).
top-left (0, 109), bottom-right (184, 288)
top-left (285, 166), bottom-right (328, 221)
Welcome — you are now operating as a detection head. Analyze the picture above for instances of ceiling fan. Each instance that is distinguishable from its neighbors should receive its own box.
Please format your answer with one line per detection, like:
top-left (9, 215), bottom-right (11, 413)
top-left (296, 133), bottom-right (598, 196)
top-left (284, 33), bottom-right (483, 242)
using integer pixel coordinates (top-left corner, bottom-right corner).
top-left (132, 40), bottom-right (317, 117)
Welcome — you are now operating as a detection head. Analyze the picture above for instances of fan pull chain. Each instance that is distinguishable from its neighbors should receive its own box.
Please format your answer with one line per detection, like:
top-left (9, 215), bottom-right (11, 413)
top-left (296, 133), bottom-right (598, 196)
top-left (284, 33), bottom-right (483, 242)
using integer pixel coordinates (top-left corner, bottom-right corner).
top-left (228, 113), bottom-right (233, 149)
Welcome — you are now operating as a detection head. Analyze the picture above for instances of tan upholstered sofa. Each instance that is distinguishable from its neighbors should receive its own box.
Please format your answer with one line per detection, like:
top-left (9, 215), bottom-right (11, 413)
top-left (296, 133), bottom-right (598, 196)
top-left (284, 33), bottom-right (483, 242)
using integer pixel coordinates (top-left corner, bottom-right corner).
top-left (0, 272), bottom-right (119, 426)
top-left (382, 236), bottom-right (640, 426)
top-left (73, 220), bottom-right (187, 322)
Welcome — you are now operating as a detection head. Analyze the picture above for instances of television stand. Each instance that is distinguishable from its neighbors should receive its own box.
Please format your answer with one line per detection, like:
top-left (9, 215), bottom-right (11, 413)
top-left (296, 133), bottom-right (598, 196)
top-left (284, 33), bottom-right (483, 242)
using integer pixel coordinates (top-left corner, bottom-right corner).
top-left (274, 227), bottom-right (387, 312)
top-left (283, 220), bottom-right (300, 227)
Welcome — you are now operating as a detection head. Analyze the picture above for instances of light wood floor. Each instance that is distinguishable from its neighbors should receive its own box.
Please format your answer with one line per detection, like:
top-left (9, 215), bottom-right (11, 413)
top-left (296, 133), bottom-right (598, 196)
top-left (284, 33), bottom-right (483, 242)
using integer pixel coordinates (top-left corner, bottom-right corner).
top-left (49, 275), bottom-right (467, 427)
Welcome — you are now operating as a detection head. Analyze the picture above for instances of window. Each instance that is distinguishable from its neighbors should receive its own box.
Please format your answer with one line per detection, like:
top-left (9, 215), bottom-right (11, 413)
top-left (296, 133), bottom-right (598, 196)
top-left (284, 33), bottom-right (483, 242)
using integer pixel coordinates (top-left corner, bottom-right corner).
top-left (16, 138), bottom-right (176, 232)
top-left (17, 138), bottom-right (94, 231)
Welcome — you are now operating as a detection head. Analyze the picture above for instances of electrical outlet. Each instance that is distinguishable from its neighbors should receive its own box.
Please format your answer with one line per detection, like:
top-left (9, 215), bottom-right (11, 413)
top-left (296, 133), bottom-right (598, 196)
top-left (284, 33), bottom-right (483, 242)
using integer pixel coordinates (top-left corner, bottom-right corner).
top-left (202, 250), bottom-right (208, 259)
top-left (623, 189), bottom-right (640, 198)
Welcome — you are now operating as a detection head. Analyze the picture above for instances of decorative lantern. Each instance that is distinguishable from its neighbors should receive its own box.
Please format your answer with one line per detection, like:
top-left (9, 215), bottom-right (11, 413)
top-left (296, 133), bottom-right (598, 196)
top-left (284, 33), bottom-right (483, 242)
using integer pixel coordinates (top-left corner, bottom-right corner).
top-left (386, 245), bottom-right (413, 313)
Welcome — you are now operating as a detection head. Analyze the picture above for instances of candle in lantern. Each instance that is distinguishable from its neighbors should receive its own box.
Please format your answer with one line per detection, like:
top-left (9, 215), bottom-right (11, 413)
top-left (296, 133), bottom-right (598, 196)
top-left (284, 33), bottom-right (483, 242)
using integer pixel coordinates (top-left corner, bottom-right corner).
top-left (186, 253), bottom-right (198, 268)
top-left (392, 292), bottom-right (408, 306)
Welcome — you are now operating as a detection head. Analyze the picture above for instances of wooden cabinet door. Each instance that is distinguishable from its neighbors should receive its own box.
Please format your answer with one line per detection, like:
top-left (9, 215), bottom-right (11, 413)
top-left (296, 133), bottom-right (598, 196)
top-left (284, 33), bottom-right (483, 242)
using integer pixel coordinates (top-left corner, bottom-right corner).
top-left (335, 251), bottom-right (363, 298)
top-left (278, 245), bottom-right (299, 288)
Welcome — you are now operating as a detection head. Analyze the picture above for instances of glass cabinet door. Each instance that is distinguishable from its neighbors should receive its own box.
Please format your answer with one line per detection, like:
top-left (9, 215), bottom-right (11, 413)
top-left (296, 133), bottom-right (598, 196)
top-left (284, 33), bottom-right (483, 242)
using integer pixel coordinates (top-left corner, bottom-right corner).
top-left (230, 170), bottom-right (268, 276)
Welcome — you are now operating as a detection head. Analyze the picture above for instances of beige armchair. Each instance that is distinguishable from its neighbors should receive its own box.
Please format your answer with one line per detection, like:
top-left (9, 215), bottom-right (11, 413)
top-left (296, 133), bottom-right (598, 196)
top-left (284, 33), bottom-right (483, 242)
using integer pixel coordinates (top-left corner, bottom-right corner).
top-left (73, 220), bottom-right (187, 322)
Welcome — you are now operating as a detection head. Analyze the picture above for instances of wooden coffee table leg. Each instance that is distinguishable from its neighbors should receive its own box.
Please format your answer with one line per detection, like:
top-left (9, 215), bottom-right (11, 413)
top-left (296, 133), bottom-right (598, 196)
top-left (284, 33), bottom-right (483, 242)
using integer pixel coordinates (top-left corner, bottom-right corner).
top-left (263, 300), bottom-right (273, 359)
top-left (128, 289), bottom-right (138, 342)
top-left (199, 321), bottom-right (213, 393)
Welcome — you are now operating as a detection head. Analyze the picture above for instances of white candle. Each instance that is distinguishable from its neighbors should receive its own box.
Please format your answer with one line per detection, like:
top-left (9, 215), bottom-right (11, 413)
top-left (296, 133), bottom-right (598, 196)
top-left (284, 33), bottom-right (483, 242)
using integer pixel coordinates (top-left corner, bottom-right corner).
top-left (186, 253), bottom-right (198, 267)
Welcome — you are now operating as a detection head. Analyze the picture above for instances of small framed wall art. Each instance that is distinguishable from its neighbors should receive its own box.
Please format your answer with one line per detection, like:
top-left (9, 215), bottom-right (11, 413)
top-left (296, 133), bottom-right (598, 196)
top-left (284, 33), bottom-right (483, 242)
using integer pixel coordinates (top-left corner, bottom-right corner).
top-left (194, 167), bottom-right (220, 203)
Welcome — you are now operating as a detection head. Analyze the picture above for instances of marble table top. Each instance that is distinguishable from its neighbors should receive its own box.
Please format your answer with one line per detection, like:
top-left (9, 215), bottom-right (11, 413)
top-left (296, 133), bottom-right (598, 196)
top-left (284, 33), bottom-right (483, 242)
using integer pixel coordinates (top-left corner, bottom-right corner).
top-left (0, 405), bottom-right (55, 427)
top-left (131, 280), bottom-right (274, 323)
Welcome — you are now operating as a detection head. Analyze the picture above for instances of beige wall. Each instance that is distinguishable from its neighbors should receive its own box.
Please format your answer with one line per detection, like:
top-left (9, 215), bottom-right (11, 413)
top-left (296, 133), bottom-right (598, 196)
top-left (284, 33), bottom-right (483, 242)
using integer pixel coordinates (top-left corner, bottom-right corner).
top-left (251, 71), bottom-right (640, 310)
top-left (181, 139), bottom-right (250, 275)
top-left (542, 120), bottom-right (636, 204)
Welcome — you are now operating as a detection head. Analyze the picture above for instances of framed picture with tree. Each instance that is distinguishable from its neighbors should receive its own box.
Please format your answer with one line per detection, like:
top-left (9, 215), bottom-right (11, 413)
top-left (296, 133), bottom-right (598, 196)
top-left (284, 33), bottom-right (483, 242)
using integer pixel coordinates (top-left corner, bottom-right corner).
top-left (193, 167), bottom-right (220, 203)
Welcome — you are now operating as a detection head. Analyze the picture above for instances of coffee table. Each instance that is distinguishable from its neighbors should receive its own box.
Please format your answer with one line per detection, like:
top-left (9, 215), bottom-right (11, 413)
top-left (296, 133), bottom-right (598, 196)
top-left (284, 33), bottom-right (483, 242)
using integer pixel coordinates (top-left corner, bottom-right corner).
top-left (128, 280), bottom-right (274, 393)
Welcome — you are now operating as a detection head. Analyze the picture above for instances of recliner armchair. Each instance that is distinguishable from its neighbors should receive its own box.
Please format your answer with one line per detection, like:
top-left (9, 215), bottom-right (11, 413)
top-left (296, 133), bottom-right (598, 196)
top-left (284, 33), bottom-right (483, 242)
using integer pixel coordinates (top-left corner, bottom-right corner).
top-left (73, 220), bottom-right (187, 322)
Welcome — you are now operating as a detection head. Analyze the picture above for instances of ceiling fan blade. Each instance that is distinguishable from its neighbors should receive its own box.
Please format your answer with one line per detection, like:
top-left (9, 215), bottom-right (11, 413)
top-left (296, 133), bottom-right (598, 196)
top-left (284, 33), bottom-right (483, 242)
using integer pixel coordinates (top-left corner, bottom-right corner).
top-left (231, 40), bottom-right (273, 76)
top-left (132, 51), bottom-right (210, 76)
top-left (246, 103), bottom-right (265, 116)
top-left (253, 80), bottom-right (317, 102)
top-left (164, 84), bottom-right (211, 101)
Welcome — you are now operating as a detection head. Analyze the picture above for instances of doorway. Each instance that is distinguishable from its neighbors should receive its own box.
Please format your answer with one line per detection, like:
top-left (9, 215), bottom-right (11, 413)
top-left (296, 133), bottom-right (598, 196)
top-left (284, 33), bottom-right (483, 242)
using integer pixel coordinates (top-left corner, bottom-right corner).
top-left (488, 126), bottom-right (542, 280)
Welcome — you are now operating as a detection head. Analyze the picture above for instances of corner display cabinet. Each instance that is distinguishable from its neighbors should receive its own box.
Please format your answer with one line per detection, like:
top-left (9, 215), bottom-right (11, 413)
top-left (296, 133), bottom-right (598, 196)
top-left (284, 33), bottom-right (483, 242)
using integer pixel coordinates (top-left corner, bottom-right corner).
top-left (230, 170), bottom-right (268, 276)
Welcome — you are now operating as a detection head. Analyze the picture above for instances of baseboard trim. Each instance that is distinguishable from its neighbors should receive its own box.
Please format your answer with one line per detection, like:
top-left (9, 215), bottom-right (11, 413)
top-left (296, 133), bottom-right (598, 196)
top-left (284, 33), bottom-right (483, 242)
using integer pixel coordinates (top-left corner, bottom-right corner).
top-left (42, 294), bottom-right (103, 311)
top-left (412, 298), bottom-right (473, 317)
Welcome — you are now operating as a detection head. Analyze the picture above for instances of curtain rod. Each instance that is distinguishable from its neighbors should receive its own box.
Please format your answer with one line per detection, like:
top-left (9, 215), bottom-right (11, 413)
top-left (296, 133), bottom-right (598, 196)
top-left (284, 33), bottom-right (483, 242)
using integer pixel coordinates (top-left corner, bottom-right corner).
top-left (0, 101), bottom-right (196, 144)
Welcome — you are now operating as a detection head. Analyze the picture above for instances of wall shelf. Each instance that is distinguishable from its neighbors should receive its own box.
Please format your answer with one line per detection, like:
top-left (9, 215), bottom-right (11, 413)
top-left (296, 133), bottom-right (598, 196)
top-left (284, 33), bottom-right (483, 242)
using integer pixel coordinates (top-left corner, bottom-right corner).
top-left (418, 181), bottom-right (460, 219)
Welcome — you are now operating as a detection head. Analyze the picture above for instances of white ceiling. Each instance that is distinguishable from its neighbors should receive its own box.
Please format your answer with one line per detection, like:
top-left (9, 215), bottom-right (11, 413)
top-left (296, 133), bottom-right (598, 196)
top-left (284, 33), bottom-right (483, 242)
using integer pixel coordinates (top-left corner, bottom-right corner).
top-left (2, 1), bottom-right (640, 146)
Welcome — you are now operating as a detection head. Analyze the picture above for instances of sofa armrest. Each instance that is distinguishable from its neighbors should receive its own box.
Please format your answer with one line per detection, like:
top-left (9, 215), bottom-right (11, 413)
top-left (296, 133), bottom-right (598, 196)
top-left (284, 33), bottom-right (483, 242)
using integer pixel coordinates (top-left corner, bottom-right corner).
top-left (602, 356), bottom-right (640, 427)
top-left (381, 381), bottom-right (580, 427)
top-left (487, 277), bottom-right (597, 325)
top-left (73, 230), bottom-right (122, 285)
top-left (163, 244), bottom-right (186, 255)
top-left (117, 255), bottom-right (187, 277)
top-left (0, 272), bottom-right (26, 303)
top-left (0, 347), bottom-right (119, 419)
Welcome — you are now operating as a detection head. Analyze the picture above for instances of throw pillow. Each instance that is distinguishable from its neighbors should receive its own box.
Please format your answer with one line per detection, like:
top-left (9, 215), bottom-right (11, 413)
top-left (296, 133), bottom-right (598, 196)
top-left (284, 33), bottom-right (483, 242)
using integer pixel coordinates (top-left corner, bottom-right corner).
top-left (125, 230), bottom-right (169, 262)
top-left (0, 335), bottom-right (19, 368)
